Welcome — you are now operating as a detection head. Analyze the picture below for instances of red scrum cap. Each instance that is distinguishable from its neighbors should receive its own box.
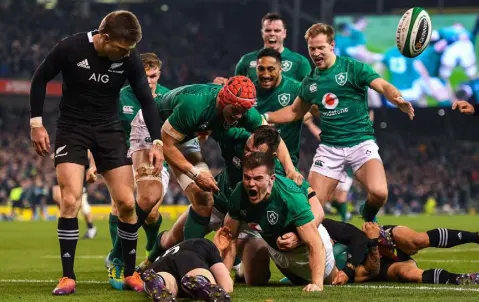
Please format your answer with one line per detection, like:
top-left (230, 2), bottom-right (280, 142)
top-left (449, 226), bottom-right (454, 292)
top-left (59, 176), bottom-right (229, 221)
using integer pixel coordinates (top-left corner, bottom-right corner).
top-left (217, 76), bottom-right (256, 110)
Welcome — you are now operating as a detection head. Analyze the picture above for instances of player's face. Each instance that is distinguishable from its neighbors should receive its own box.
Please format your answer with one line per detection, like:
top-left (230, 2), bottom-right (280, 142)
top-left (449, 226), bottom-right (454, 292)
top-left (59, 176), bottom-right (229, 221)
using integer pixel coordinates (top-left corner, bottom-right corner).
top-left (262, 20), bottom-right (286, 51)
top-left (256, 56), bottom-right (281, 90)
top-left (243, 165), bottom-right (275, 204)
top-left (222, 104), bottom-right (247, 126)
top-left (101, 35), bottom-right (136, 61)
top-left (244, 135), bottom-right (270, 157)
top-left (308, 34), bottom-right (335, 70)
top-left (145, 67), bottom-right (160, 90)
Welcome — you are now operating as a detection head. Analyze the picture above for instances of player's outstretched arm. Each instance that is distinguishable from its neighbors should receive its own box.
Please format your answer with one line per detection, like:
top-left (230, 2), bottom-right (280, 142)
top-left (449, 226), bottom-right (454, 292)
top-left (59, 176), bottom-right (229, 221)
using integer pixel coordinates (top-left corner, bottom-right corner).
top-left (298, 221), bottom-right (325, 291)
top-left (215, 214), bottom-right (240, 271)
top-left (210, 263), bottom-right (234, 293)
top-left (276, 138), bottom-right (303, 185)
top-left (265, 96), bottom-right (311, 124)
top-left (370, 78), bottom-right (414, 120)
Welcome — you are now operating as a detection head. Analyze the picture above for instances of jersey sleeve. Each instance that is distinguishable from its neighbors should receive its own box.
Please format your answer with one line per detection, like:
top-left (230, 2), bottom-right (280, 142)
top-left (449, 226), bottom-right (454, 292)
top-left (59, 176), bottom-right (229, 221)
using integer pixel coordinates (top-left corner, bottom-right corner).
top-left (127, 49), bottom-right (162, 140)
top-left (235, 55), bottom-right (247, 76)
top-left (167, 95), bottom-right (201, 140)
top-left (30, 39), bottom-right (69, 118)
top-left (297, 56), bottom-right (312, 80)
top-left (354, 60), bottom-right (381, 87)
top-left (284, 185), bottom-right (314, 227)
top-left (227, 184), bottom-right (243, 221)
top-left (298, 77), bottom-right (315, 104)
top-left (240, 107), bottom-right (265, 132)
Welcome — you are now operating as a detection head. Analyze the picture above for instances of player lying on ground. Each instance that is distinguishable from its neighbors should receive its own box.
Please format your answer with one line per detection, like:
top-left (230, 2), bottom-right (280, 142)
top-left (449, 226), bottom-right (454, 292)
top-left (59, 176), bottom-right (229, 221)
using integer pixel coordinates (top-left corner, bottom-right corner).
top-left (142, 238), bottom-right (232, 302)
top-left (215, 152), bottom-right (336, 292)
top-left (262, 23), bottom-right (415, 223)
top-left (30, 11), bottom-right (164, 294)
top-left (142, 126), bottom-right (324, 287)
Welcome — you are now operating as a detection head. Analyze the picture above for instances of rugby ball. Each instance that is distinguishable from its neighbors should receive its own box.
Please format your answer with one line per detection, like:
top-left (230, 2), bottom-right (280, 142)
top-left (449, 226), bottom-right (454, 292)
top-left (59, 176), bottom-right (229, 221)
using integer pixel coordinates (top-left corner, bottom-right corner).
top-left (396, 7), bottom-right (432, 58)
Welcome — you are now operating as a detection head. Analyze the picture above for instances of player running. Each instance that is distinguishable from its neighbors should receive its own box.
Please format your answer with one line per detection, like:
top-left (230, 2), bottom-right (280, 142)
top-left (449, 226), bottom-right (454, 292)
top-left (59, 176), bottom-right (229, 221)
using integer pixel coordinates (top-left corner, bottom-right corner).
top-left (263, 23), bottom-right (414, 223)
top-left (216, 152), bottom-right (336, 292)
top-left (142, 238), bottom-right (232, 302)
top-left (104, 53), bottom-right (170, 289)
top-left (235, 12), bottom-right (311, 82)
top-left (30, 10), bottom-right (164, 294)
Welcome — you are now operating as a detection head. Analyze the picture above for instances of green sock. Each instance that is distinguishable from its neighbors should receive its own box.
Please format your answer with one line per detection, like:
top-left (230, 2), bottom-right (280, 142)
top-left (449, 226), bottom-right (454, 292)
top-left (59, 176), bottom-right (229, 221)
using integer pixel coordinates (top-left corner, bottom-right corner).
top-left (184, 207), bottom-right (211, 240)
top-left (338, 202), bottom-right (349, 222)
top-left (108, 213), bottom-right (118, 247)
top-left (110, 234), bottom-right (122, 260)
top-left (143, 214), bottom-right (163, 252)
top-left (361, 201), bottom-right (379, 222)
top-left (147, 231), bottom-right (167, 263)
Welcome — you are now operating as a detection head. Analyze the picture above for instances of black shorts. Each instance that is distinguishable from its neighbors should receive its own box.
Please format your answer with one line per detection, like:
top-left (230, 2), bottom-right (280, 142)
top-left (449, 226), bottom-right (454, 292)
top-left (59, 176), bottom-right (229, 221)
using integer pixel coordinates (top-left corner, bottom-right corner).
top-left (149, 250), bottom-right (210, 297)
top-left (54, 120), bottom-right (130, 174)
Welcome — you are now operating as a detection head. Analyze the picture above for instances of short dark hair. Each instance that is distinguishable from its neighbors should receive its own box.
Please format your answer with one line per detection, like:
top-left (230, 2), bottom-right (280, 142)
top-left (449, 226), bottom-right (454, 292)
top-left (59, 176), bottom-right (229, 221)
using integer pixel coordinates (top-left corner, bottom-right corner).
top-left (99, 10), bottom-right (142, 43)
top-left (140, 53), bottom-right (162, 70)
top-left (261, 12), bottom-right (286, 29)
top-left (243, 152), bottom-right (275, 175)
top-left (257, 48), bottom-right (282, 63)
top-left (252, 125), bottom-right (281, 154)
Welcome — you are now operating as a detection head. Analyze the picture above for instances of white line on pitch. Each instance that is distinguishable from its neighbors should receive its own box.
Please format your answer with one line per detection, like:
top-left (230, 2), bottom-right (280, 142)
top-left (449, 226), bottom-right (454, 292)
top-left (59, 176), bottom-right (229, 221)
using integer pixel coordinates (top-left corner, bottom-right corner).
top-left (340, 284), bottom-right (479, 292)
top-left (420, 247), bottom-right (479, 253)
top-left (416, 259), bottom-right (479, 263)
top-left (0, 279), bottom-right (106, 284)
top-left (41, 255), bottom-right (105, 259)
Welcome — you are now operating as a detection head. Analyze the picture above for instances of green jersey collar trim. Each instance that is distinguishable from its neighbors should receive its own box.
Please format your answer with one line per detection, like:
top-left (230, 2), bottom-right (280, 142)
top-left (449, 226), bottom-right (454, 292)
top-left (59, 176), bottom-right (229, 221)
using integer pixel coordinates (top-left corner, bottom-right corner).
top-left (314, 55), bottom-right (339, 75)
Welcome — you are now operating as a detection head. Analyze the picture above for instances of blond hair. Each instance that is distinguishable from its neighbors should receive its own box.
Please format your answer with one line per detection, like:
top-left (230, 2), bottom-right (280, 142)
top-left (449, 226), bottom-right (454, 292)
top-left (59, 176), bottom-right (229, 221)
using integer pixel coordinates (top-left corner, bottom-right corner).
top-left (304, 23), bottom-right (335, 43)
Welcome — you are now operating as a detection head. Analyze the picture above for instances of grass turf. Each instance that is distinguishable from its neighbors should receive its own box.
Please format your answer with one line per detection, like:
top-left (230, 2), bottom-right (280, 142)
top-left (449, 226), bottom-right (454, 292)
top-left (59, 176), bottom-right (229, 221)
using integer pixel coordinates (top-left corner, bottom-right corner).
top-left (1, 214), bottom-right (479, 301)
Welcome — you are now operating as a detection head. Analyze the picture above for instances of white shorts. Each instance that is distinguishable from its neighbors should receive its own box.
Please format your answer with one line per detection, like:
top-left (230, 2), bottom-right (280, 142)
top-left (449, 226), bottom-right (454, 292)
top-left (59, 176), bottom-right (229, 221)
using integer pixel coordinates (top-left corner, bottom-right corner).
top-left (310, 140), bottom-right (381, 181)
top-left (129, 110), bottom-right (201, 157)
top-left (267, 224), bottom-right (335, 281)
top-left (440, 39), bottom-right (476, 78)
top-left (336, 174), bottom-right (353, 192)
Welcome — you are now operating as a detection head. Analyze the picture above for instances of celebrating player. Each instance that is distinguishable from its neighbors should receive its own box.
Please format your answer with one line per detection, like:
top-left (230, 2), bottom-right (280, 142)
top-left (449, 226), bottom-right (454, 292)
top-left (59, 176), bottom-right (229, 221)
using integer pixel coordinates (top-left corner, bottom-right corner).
top-left (235, 12), bottom-right (311, 82)
top-left (30, 10), bottom-right (164, 294)
top-left (142, 238), bottom-right (232, 302)
top-left (216, 152), bottom-right (335, 292)
top-left (263, 23), bottom-right (415, 222)
top-left (105, 53), bottom-right (171, 289)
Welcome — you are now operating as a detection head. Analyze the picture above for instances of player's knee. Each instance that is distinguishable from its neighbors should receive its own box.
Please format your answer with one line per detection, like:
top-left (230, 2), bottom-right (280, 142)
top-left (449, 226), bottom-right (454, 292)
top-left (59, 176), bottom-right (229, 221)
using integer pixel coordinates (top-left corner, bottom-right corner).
top-left (412, 233), bottom-right (430, 250)
top-left (370, 186), bottom-right (388, 205)
top-left (246, 270), bottom-right (271, 286)
top-left (191, 189), bottom-right (214, 208)
top-left (115, 200), bottom-right (135, 218)
top-left (60, 191), bottom-right (80, 216)
top-left (136, 193), bottom-right (159, 212)
top-left (398, 266), bottom-right (422, 283)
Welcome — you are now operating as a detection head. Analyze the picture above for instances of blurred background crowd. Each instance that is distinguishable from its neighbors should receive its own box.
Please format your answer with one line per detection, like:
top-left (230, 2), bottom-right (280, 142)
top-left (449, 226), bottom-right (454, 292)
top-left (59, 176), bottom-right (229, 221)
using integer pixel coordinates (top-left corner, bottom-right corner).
top-left (1, 0), bottom-right (479, 220)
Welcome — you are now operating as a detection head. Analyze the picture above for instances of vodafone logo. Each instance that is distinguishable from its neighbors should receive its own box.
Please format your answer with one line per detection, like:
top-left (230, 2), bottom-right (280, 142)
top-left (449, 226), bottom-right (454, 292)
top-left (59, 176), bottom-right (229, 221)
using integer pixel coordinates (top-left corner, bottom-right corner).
top-left (322, 93), bottom-right (339, 109)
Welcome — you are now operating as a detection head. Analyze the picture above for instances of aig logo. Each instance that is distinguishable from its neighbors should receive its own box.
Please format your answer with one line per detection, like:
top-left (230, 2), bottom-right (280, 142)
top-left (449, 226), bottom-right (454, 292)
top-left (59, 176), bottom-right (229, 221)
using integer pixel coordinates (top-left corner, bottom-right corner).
top-left (89, 73), bottom-right (109, 83)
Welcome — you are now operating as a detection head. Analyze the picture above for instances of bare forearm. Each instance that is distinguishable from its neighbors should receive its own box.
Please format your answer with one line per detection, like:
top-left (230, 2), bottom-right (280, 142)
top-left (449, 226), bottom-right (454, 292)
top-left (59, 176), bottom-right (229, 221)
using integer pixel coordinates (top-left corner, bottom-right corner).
top-left (277, 139), bottom-right (295, 174)
top-left (305, 121), bottom-right (321, 140)
top-left (163, 144), bottom-right (193, 175)
top-left (87, 150), bottom-right (96, 168)
top-left (309, 194), bottom-right (324, 226)
top-left (308, 240), bottom-right (326, 286)
top-left (383, 83), bottom-right (402, 105)
top-left (223, 244), bottom-right (237, 272)
top-left (268, 106), bottom-right (303, 124)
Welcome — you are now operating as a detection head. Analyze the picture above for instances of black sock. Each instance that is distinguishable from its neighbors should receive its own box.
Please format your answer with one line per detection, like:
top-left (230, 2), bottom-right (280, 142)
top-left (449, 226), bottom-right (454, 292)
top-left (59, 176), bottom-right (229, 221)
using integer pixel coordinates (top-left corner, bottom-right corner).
top-left (118, 220), bottom-right (138, 277)
top-left (422, 269), bottom-right (460, 284)
top-left (135, 202), bottom-right (150, 229)
top-left (58, 217), bottom-right (79, 280)
top-left (426, 228), bottom-right (479, 248)
top-left (86, 221), bottom-right (94, 229)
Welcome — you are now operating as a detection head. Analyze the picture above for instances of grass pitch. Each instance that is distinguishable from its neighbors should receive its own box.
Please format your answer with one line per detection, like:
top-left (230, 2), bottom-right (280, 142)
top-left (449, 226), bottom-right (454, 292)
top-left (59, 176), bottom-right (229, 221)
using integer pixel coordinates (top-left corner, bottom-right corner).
top-left (1, 214), bottom-right (478, 301)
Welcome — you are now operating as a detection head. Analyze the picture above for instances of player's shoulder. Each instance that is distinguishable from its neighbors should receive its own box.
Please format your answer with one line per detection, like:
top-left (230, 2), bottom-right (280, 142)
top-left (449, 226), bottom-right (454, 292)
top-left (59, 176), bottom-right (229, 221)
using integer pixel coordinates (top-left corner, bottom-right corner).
top-left (56, 31), bottom-right (93, 50)
top-left (274, 175), bottom-right (304, 195)
top-left (120, 85), bottom-right (133, 95)
top-left (283, 75), bottom-right (301, 87)
top-left (337, 55), bottom-right (364, 66)
top-left (240, 50), bottom-right (261, 61)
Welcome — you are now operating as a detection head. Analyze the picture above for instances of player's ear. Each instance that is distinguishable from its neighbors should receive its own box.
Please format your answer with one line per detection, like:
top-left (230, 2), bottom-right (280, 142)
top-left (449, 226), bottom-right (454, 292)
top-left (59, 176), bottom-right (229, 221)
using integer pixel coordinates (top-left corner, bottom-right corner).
top-left (330, 39), bottom-right (336, 49)
top-left (270, 173), bottom-right (276, 182)
top-left (101, 33), bottom-right (111, 44)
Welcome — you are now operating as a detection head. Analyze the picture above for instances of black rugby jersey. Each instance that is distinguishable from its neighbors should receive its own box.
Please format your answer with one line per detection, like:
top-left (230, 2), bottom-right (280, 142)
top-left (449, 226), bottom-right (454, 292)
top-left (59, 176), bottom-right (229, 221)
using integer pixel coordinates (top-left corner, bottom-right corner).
top-left (30, 30), bottom-right (161, 139)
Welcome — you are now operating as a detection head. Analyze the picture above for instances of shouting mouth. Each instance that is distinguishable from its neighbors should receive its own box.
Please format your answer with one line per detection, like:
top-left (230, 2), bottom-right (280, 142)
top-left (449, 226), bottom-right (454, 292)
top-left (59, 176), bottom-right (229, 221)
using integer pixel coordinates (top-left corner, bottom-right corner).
top-left (248, 189), bottom-right (258, 200)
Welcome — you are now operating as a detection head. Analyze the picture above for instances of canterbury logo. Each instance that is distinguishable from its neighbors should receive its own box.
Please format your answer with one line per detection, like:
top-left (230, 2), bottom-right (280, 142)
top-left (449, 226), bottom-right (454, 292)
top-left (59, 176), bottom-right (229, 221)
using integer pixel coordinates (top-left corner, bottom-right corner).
top-left (77, 59), bottom-right (90, 69)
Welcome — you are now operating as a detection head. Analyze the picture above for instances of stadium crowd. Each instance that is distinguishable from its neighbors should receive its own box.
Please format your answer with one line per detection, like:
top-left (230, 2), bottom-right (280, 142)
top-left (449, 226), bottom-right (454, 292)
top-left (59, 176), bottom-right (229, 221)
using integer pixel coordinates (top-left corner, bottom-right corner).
top-left (1, 107), bottom-right (478, 217)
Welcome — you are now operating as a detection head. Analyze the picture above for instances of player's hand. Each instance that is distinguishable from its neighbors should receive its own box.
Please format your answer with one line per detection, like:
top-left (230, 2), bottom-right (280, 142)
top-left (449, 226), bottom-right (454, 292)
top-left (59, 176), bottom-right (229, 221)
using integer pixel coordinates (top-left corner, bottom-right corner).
top-left (286, 170), bottom-right (304, 186)
top-left (85, 166), bottom-right (97, 183)
top-left (362, 222), bottom-right (380, 239)
top-left (195, 170), bottom-right (220, 192)
top-left (214, 226), bottom-right (233, 255)
top-left (332, 270), bottom-right (350, 285)
top-left (31, 126), bottom-right (51, 156)
top-left (395, 97), bottom-right (415, 120)
top-left (452, 100), bottom-right (475, 115)
top-left (149, 144), bottom-right (164, 175)
top-left (277, 232), bottom-right (302, 251)
top-left (212, 77), bottom-right (229, 86)
top-left (303, 283), bottom-right (323, 292)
